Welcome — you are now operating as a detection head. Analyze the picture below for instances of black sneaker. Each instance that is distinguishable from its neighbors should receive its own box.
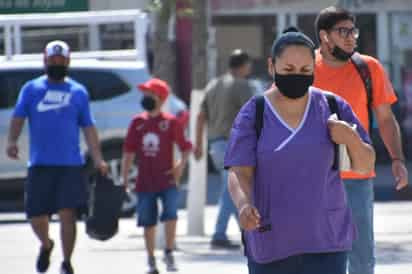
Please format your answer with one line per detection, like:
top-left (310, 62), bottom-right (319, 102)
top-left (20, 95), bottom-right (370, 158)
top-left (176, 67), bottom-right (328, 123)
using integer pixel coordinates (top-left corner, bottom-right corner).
top-left (36, 239), bottom-right (54, 273)
top-left (147, 256), bottom-right (159, 274)
top-left (60, 261), bottom-right (74, 274)
top-left (210, 239), bottom-right (241, 250)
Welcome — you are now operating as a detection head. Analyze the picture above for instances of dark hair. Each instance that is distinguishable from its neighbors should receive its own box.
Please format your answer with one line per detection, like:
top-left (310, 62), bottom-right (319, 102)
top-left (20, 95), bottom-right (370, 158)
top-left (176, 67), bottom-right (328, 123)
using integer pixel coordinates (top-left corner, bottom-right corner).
top-left (314, 6), bottom-right (356, 42)
top-left (229, 49), bottom-right (250, 69)
top-left (271, 26), bottom-right (315, 60)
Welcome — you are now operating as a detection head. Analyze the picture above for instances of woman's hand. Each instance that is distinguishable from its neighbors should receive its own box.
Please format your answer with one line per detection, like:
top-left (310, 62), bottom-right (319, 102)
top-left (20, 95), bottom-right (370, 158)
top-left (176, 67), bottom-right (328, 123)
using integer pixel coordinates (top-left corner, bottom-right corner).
top-left (328, 114), bottom-right (375, 174)
top-left (327, 115), bottom-right (358, 145)
top-left (239, 204), bottom-right (261, 231)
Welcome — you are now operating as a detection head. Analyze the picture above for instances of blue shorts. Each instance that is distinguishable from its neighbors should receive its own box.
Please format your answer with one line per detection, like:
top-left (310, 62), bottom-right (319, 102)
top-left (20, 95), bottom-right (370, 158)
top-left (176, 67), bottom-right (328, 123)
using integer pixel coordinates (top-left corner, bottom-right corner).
top-left (136, 187), bottom-right (179, 227)
top-left (25, 166), bottom-right (87, 219)
top-left (248, 252), bottom-right (347, 274)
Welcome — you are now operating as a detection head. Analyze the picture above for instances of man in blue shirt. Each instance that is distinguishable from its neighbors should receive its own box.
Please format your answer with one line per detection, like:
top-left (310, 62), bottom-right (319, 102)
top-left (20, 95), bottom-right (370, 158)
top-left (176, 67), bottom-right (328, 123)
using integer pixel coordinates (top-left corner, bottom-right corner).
top-left (6, 40), bottom-right (107, 274)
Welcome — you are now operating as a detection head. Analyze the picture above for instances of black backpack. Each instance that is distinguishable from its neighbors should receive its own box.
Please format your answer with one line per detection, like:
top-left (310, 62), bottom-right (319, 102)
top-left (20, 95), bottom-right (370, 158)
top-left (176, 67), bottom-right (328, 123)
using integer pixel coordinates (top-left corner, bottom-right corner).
top-left (350, 52), bottom-right (373, 131)
top-left (254, 93), bottom-right (341, 169)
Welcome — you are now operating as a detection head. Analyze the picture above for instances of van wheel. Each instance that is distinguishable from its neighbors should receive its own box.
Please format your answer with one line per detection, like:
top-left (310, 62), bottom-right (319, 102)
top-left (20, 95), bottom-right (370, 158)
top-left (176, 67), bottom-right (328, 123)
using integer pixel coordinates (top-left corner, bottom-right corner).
top-left (103, 146), bottom-right (138, 218)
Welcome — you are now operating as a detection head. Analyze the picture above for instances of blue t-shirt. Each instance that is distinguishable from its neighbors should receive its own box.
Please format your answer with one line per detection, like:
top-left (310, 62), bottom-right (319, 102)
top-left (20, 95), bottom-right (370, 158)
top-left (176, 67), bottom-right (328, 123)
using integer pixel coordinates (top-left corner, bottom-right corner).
top-left (13, 75), bottom-right (95, 166)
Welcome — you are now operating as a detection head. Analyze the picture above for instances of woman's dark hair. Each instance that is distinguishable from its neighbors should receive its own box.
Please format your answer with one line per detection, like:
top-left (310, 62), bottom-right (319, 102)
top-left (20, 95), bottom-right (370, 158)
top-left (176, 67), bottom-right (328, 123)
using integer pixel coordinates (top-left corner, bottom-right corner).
top-left (271, 26), bottom-right (315, 60)
top-left (229, 49), bottom-right (251, 69)
top-left (314, 6), bottom-right (356, 42)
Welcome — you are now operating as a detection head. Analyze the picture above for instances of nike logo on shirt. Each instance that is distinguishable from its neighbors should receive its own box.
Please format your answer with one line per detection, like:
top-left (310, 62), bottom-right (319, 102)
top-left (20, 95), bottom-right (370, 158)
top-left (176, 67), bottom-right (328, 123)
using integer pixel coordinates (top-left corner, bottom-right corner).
top-left (37, 90), bottom-right (72, 112)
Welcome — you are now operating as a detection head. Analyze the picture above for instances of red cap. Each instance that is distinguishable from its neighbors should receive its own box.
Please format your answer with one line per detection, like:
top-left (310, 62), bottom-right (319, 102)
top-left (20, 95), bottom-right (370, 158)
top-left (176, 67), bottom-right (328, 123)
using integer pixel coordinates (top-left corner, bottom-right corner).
top-left (138, 78), bottom-right (170, 101)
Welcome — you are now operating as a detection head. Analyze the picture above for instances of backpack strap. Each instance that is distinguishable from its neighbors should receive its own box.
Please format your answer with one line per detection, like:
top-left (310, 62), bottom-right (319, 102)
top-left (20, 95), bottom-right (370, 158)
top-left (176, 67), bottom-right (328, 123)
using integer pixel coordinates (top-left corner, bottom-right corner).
top-left (351, 52), bottom-right (373, 131)
top-left (325, 93), bottom-right (340, 170)
top-left (255, 95), bottom-right (265, 138)
top-left (325, 93), bottom-right (340, 119)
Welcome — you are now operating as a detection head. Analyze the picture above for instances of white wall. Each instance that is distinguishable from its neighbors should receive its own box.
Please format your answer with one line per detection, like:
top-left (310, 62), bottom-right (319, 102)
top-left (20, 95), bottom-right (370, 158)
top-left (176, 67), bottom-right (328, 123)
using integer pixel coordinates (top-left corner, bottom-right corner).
top-left (89, 0), bottom-right (150, 10)
top-left (215, 25), bottom-right (263, 74)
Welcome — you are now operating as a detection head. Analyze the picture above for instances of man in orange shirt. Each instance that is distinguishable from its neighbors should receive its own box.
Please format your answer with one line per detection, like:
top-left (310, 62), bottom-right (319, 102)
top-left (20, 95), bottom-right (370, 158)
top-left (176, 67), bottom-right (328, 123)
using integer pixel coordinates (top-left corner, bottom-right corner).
top-left (313, 6), bottom-right (408, 274)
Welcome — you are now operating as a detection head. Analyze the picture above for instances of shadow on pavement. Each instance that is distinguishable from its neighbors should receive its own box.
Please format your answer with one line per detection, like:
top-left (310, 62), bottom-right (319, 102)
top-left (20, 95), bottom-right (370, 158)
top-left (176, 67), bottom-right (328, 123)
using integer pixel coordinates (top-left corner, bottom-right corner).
top-left (376, 240), bottom-right (412, 265)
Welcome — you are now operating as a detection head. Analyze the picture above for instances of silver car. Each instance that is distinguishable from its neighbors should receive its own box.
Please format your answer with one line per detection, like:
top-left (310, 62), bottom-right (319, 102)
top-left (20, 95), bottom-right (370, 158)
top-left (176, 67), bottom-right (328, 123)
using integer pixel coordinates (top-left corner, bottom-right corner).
top-left (0, 59), bottom-right (188, 216)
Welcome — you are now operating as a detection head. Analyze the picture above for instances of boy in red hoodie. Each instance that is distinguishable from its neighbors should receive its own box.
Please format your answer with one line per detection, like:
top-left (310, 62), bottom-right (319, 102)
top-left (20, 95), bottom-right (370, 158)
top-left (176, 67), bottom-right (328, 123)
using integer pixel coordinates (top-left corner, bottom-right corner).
top-left (121, 78), bottom-right (192, 274)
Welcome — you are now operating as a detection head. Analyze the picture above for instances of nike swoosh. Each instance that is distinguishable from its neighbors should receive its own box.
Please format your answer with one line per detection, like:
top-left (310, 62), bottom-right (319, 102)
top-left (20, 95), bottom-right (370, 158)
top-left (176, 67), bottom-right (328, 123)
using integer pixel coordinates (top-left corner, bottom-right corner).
top-left (37, 101), bottom-right (68, 112)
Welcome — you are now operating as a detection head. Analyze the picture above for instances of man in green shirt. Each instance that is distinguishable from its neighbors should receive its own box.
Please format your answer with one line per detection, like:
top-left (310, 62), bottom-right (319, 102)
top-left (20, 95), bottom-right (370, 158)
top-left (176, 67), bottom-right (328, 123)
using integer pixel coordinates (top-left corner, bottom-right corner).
top-left (195, 49), bottom-right (255, 249)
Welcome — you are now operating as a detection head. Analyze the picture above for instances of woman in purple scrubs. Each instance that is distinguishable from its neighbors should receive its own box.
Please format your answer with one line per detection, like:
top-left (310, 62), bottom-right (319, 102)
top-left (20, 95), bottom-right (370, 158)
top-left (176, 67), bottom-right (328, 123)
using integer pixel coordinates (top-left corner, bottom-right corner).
top-left (224, 28), bottom-right (375, 274)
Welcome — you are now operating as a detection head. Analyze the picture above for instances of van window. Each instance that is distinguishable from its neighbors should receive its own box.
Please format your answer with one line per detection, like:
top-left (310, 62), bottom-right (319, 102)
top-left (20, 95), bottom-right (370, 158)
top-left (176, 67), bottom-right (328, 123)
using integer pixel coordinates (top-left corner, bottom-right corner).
top-left (0, 69), bottom-right (43, 109)
top-left (69, 70), bottom-right (130, 101)
top-left (0, 68), bottom-right (130, 109)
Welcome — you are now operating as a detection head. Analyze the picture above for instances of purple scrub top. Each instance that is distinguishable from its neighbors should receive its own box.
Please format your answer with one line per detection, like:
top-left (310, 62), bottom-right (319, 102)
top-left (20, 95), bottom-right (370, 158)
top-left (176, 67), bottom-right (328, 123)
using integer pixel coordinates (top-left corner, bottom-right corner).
top-left (224, 87), bottom-right (371, 264)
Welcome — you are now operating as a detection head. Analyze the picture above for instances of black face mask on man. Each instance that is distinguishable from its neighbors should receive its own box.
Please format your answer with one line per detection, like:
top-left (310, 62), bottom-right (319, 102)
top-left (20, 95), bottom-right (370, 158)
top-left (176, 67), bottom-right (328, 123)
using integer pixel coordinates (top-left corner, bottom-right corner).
top-left (324, 34), bottom-right (354, 61)
top-left (46, 65), bottom-right (68, 81)
top-left (274, 73), bottom-right (314, 99)
top-left (141, 95), bottom-right (157, 111)
top-left (331, 46), bottom-right (353, 61)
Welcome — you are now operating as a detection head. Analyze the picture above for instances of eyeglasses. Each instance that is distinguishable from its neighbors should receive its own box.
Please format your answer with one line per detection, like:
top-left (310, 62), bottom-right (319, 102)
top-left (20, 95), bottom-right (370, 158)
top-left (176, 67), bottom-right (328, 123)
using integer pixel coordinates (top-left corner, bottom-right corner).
top-left (330, 27), bottom-right (360, 39)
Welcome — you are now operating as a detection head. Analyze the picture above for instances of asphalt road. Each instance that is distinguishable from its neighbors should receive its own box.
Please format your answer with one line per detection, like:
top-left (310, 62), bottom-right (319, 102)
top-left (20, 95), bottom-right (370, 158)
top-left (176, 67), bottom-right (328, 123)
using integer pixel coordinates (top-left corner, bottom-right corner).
top-left (1, 203), bottom-right (412, 274)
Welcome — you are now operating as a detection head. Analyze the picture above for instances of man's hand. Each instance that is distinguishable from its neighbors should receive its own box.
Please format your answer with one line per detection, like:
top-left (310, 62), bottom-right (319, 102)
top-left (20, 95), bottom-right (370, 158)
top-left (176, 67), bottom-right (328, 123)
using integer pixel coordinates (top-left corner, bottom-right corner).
top-left (83, 126), bottom-right (108, 175)
top-left (374, 104), bottom-right (408, 191)
top-left (239, 204), bottom-right (261, 231)
top-left (6, 118), bottom-right (24, 160)
top-left (392, 160), bottom-right (408, 191)
top-left (95, 160), bottom-right (108, 176)
top-left (6, 142), bottom-right (19, 159)
top-left (166, 160), bottom-right (185, 184)
top-left (194, 146), bottom-right (203, 160)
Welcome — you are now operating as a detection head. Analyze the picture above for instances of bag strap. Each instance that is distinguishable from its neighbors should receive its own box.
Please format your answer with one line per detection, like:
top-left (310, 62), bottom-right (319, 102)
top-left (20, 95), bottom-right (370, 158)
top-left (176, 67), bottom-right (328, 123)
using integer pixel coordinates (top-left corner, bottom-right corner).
top-left (351, 52), bottom-right (373, 131)
top-left (255, 95), bottom-right (265, 138)
top-left (325, 93), bottom-right (340, 170)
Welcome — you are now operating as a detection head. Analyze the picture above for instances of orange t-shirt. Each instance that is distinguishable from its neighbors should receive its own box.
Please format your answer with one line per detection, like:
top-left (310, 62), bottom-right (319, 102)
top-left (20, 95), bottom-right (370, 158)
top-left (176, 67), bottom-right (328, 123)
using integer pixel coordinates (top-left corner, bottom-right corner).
top-left (313, 51), bottom-right (397, 179)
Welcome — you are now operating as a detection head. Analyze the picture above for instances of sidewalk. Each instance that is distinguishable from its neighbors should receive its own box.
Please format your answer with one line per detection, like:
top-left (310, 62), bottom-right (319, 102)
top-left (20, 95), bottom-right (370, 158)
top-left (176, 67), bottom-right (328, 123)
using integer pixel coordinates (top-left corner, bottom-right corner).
top-left (1, 202), bottom-right (412, 274)
top-left (373, 202), bottom-right (412, 274)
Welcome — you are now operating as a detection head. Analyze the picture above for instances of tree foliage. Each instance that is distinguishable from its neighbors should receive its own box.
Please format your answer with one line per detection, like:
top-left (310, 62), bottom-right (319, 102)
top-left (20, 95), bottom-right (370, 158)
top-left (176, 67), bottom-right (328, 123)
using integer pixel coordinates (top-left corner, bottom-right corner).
top-left (148, 0), bottom-right (193, 22)
top-left (148, 0), bottom-right (208, 99)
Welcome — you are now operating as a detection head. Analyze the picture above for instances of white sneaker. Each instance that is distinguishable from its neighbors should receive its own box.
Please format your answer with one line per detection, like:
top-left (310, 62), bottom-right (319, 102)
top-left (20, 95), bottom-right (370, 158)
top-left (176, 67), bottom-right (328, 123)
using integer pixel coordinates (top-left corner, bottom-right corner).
top-left (163, 252), bottom-right (178, 272)
top-left (148, 256), bottom-right (159, 274)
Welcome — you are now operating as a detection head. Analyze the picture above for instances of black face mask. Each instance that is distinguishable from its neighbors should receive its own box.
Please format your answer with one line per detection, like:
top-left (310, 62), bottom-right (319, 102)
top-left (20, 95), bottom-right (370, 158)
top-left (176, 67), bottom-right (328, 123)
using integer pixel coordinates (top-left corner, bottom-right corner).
top-left (331, 46), bottom-right (353, 61)
top-left (275, 73), bottom-right (314, 99)
top-left (141, 95), bottom-right (156, 111)
top-left (46, 65), bottom-right (68, 81)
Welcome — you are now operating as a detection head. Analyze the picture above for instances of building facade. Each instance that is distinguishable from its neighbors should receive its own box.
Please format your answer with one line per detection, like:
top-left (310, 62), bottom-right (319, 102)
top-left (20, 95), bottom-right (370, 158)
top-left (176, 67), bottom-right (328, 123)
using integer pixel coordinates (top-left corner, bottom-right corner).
top-left (210, 0), bottom-right (412, 97)
top-left (1, 0), bottom-right (411, 104)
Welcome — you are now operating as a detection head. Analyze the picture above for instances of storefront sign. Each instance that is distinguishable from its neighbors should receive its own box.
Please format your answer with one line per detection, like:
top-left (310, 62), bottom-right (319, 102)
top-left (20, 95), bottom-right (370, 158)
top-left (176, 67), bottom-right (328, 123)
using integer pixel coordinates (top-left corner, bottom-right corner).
top-left (403, 69), bottom-right (412, 111)
top-left (211, 0), bottom-right (330, 10)
top-left (211, 0), bottom-right (391, 12)
top-left (211, 0), bottom-right (344, 11)
top-left (393, 14), bottom-right (412, 50)
top-left (0, 0), bottom-right (88, 14)
top-left (338, 0), bottom-right (383, 8)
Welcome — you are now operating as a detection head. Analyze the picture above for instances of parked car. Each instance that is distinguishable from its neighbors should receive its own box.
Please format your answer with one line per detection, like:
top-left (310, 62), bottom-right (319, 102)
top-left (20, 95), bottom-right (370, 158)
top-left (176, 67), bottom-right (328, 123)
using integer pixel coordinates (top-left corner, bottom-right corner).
top-left (0, 59), bottom-right (189, 216)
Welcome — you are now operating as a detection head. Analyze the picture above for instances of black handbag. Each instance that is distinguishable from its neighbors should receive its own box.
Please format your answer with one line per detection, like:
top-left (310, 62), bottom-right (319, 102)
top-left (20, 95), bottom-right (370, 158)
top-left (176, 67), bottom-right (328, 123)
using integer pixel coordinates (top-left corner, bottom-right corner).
top-left (86, 173), bottom-right (125, 241)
